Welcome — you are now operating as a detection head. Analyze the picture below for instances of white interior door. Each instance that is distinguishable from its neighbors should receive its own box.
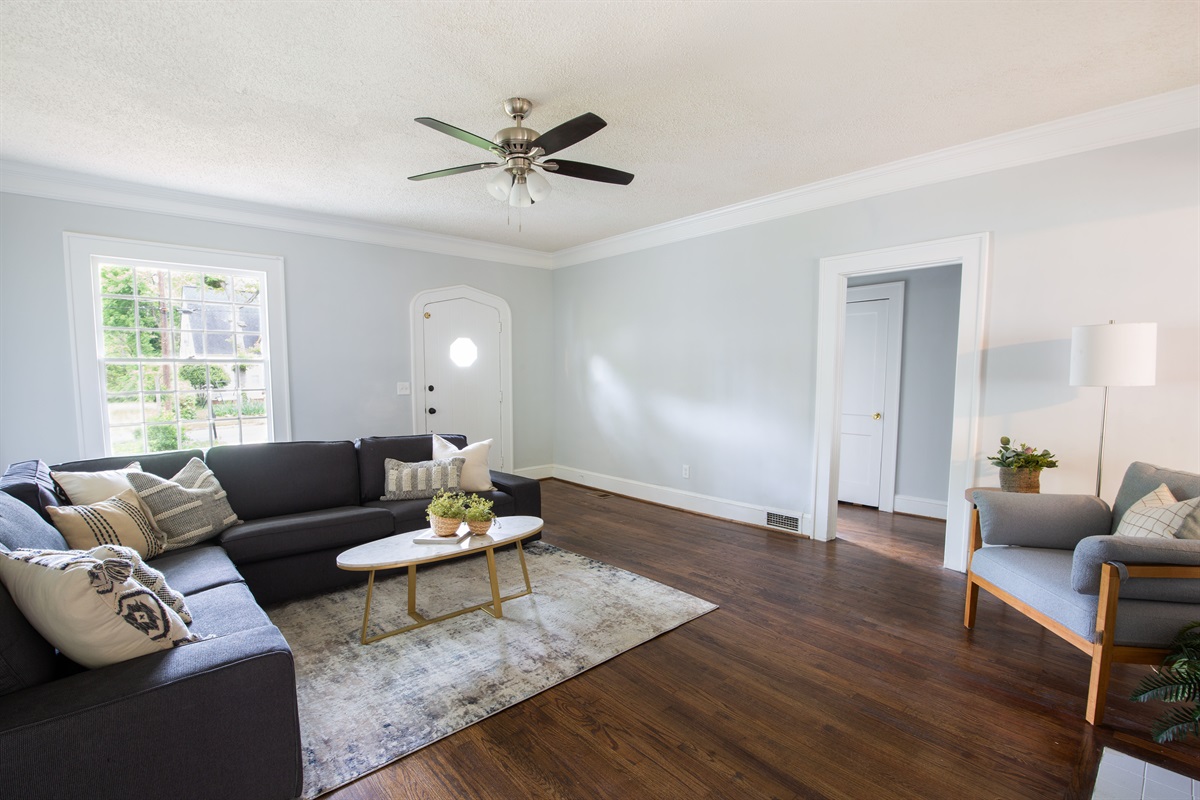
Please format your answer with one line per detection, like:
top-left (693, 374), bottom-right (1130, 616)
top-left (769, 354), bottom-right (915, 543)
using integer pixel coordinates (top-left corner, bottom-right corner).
top-left (421, 297), bottom-right (504, 469)
top-left (839, 298), bottom-right (890, 506)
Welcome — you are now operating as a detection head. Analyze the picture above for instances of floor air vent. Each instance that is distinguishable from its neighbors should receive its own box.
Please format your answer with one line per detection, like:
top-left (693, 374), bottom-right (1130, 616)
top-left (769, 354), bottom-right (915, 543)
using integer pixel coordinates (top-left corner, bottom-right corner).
top-left (766, 512), bottom-right (800, 532)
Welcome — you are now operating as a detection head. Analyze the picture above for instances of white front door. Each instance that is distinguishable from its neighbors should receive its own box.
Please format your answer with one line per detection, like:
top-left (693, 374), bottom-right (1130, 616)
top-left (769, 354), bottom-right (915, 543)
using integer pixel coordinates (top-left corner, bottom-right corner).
top-left (420, 297), bottom-right (504, 469)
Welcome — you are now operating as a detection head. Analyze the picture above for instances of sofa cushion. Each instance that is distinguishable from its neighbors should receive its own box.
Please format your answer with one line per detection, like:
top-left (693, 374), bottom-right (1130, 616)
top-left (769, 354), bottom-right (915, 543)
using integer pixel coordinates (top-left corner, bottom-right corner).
top-left (46, 489), bottom-right (165, 558)
top-left (150, 545), bottom-right (245, 596)
top-left (1071, 534), bottom-right (1200, 601)
top-left (1111, 462), bottom-right (1200, 535)
top-left (218, 506), bottom-right (394, 565)
top-left (972, 491), bottom-right (1111, 549)
top-left (355, 434), bottom-right (468, 504)
top-left (971, 545), bottom-right (1200, 647)
top-left (364, 489), bottom-right (516, 530)
top-left (184, 582), bottom-right (273, 638)
top-left (52, 450), bottom-right (205, 480)
top-left (381, 457), bottom-right (465, 500)
top-left (50, 462), bottom-right (141, 506)
top-left (433, 434), bottom-right (494, 492)
top-left (207, 440), bottom-right (361, 520)
top-left (128, 459), bottom-right (240, 549)
top-left (0, 489), bottom-right (69, 552)
top-left (0, 460), bottom-right (62, 523)
top-left (0, 547), bottom-right (202, 669)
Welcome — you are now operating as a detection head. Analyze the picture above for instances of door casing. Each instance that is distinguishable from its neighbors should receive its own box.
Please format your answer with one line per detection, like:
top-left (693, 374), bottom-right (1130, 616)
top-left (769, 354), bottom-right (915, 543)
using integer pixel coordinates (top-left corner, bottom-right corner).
top-left (411, 285), bottom-right (513, 471)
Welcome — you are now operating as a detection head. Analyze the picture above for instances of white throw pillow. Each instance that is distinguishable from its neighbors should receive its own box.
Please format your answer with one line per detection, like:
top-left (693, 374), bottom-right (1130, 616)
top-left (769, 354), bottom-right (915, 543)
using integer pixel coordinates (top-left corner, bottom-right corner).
top-left (1115, 484), bottom-right (1200, 540)
top-left (0, 547), bottom-right (201, 669)
top-left (51, 462), bottom-right (142, 506)
top-left (46, 488), bottom-right (165, 559)
top-left (432, 435), bottom-right (494, 492)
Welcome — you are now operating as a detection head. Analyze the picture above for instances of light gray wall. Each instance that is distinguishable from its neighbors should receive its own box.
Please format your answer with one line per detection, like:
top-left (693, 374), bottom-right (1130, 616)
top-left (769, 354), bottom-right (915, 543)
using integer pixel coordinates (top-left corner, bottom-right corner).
top-left (552, 130), bottom-right (1199, 516)
top-left (849, 265), bottom-right (962, 505)
top-left (0, 194), bottom-right (555, 469)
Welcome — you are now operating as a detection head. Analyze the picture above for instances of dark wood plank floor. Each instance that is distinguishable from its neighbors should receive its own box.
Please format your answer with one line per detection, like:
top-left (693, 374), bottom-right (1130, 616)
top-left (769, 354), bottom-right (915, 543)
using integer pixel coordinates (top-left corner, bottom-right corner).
top-left (328, 480), bottom-right (1199, 799)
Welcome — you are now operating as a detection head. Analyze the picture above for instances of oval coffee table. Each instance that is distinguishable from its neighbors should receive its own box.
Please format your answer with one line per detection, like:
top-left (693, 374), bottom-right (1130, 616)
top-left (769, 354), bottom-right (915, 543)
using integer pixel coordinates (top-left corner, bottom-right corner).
top-left (337, 515), bottom-right (544, 644)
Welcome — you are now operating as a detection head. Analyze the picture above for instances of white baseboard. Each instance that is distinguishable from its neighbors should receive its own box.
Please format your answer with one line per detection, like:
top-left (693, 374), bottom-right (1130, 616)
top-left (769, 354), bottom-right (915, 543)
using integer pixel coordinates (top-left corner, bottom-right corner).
top-left (543, 464), bottom-right (812, 536)
top-left (513, 464), bottom-right (555, 480)
top-left (892, 494), bottom-right (948, 520)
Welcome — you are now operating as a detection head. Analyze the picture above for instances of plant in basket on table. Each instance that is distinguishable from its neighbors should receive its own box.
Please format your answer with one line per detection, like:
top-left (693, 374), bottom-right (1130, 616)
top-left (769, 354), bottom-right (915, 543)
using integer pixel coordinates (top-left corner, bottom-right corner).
top-left (464, 494), bottom-right (495, 536)
top-left (426, 490), bottom-right (467, 537)
top-left (988, 436), bottom-right (1058, 493)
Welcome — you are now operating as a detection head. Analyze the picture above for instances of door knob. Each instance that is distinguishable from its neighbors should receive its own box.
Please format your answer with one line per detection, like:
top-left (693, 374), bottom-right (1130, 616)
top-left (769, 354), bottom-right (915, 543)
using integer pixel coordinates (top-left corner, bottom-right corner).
top-left (428, 385), bottom-right (435, 392)
top-left (428, 408), bottom-right (437, 415)
top-left (872, 413), bottom-right (881, 420)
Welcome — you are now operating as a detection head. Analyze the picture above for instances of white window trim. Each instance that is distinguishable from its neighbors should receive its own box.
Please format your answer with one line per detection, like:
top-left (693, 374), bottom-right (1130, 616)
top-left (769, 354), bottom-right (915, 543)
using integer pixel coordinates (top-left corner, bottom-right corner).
top-left (63, 232), bottom-right (291, 458)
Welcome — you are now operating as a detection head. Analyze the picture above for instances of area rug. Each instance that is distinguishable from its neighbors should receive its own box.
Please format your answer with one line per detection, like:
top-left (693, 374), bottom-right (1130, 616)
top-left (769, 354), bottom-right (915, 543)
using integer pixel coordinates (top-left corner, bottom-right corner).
top-left (265, 541), bottom-right (718, 799)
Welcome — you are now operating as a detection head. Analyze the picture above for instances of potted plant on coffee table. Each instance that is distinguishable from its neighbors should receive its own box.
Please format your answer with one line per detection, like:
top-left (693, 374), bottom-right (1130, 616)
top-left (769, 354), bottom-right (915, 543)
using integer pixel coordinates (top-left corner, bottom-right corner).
top-left (426, 490), bottom-right (467, 537)
top-left (464, 494), bottom-right (495, 536)
top-left (988, 436), bottom-right (1059, 493)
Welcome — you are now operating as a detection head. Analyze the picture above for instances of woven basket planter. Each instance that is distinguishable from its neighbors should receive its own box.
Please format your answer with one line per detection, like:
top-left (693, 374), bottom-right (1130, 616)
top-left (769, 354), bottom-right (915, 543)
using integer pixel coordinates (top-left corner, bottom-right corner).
top-left (430, 515), bottom-right (464, 537)
top-left (999, 467), bottom-right (1041, 493)
top-left (466, 518), bottom-right (493, 536)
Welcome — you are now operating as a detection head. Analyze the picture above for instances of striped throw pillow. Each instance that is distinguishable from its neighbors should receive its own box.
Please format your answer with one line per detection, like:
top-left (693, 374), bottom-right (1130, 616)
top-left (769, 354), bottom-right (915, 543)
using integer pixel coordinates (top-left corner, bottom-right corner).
top-left (46, 488), bottom-right (165, 559)
top-left (381, 457), bottom-right (466, 501)
top-left (127, 459), bottom-right (240, 550)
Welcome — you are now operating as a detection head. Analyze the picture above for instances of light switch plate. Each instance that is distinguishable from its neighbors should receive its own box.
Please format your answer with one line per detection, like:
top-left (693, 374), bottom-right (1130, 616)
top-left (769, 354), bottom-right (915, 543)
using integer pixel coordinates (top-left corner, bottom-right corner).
top-left (397, 382), bottom-right (411, 396)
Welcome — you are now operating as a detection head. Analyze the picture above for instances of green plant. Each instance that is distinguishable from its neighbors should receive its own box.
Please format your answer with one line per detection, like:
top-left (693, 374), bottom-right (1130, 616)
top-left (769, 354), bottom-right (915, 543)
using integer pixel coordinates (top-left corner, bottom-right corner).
top-left (426, 490), bottom-right (467, 521)
top-left (464, 494), bottom-right (495, 522)
top-left (1131, 621), bottom-right (1200, 743)
top-left (987, 436), bottom-right (1059, 471)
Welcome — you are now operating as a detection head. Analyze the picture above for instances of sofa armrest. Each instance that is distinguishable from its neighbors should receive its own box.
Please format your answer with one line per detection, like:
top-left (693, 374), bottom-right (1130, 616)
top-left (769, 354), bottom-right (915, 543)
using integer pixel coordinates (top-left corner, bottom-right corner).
top-left (0, 626), bottom-right (302, 800)
top-left (1072, 535), bottom-right (1200, 601)
top-left (490, 470), bottom-right (541, 517)
top-left (973, 491), bottom-right (1111, 549)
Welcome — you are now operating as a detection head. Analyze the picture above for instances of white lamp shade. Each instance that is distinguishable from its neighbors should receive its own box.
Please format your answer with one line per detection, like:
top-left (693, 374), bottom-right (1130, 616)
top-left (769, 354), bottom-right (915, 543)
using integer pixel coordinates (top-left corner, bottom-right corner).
top-left (487, 169), bottom-right (513, 201)
top-left (508, 177), bottom-right (533, 207)
top-left (1069, 322), bottom-right (1157, 387)
top-left (525, 168), bottom-right (552, 202)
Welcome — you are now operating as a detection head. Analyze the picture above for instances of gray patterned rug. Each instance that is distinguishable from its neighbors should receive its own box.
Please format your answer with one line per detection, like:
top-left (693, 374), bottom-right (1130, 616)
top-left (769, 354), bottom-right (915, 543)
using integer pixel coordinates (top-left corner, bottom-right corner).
top-left (265, 542), bottom-right (718, 799)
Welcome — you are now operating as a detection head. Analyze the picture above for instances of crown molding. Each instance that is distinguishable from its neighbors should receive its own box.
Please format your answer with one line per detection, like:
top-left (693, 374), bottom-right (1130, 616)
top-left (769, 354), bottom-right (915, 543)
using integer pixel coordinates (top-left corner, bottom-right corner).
top-left (552, 86), bottom-right (1200, 267)
top-left (2, 87), bottom-right (1196, 270)
top-left (0, 160), bottom-right (556, 269)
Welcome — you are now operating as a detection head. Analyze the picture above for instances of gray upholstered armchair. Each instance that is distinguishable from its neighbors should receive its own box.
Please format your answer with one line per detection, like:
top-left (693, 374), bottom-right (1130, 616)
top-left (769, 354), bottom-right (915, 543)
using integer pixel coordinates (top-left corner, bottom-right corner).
top-left (964, 462), bottom-right (1200, 725)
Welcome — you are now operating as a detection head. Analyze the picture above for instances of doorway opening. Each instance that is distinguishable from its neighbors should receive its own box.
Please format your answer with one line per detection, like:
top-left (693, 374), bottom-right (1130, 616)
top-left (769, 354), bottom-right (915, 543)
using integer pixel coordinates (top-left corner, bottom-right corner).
top-left (812, 233), bottom-right (990, 572)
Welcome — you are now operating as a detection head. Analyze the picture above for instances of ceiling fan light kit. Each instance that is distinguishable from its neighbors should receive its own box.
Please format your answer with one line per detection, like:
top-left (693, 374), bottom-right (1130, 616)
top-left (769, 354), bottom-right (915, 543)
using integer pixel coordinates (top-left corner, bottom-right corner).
top-left (410, 97), bottom-right (634, 210)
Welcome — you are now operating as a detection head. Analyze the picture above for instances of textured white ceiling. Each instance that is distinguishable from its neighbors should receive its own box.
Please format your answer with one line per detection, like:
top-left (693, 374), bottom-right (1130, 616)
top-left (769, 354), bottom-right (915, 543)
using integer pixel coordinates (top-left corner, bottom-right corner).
top-left (1, 1), bottom-right (1197, 253)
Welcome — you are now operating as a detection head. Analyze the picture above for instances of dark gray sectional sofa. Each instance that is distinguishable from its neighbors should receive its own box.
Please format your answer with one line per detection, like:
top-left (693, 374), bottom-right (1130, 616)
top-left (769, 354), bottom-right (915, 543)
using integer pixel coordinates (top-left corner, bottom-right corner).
top-left (0, 434), bottom-right (540, 800)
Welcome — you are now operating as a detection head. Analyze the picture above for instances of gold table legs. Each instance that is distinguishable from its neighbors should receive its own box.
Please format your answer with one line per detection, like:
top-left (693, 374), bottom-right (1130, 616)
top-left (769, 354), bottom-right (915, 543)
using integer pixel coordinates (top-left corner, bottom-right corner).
top-left (357, 541), bottom-right (533, 645)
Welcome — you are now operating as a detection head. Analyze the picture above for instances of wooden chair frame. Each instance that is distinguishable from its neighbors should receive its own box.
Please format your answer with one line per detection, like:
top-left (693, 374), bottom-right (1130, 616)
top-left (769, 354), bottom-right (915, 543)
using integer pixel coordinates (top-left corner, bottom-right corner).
top-left (963, 505), bottom-right (1200, 725)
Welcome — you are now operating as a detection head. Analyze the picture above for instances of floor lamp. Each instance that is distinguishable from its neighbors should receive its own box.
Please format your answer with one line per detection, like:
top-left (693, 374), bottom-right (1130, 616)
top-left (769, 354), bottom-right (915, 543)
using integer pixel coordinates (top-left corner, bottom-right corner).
top-left (1069, 321), bottom-right (1157, 497)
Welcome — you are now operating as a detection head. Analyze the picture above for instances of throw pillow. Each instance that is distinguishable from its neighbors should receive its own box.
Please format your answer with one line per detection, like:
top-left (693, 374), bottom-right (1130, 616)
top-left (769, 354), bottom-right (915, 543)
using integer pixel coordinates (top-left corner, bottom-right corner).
top-left (381, 457), bottom-right (466, 501)
top-left (0, 548), bottom-right (202, 669)
top-left (127, 459), bottom-right (240, 550)
top-left (50, 462), bottom-right (142, 506)
top-left (88, 544), bottom-right (192, 624)
top-left (1115, 484), bottom-right (1200, 540)
top-left (46, 489), bottom-right (165, 559)
top-left (432, 434), bottom-right (494, 492)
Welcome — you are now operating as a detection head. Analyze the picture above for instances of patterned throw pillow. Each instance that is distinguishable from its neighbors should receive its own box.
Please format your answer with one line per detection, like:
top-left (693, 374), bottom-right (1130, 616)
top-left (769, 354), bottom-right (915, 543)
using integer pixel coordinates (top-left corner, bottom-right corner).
top-left (89, 544), bottom-right (193, 624)
top-left (381, 457), bottom-right (466, 501)
top-left (50, 462), bottom-right (142, 506)
top-left (0, 547), bottom-right (201, 669)
top-left (1115, 484), bottom-right (1200, 539)
top-left (46, 489), bottom-right (165, 559)
top-left (127, 459), bottom-right (240, 550)
top-left (432, 434), bottom-right (495, 492)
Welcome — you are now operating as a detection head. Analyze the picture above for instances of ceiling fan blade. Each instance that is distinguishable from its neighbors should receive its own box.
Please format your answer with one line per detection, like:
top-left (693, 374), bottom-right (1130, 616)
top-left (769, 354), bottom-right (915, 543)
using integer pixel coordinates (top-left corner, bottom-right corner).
top-left (529, 113), bottom-right (606, 156)
top-left (542, 159), bottom-right (634, 185)
top-left (408, 163), bottom-right (498, 181)
top-left (415, 117), bottom-right (502, 153)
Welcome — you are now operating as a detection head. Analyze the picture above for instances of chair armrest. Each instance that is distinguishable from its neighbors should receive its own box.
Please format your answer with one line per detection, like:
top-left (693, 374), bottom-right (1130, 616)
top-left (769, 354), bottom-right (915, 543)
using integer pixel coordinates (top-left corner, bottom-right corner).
top-left (490, 470), bottom-right (541, 517)
top-left (1072, 535), bottom-right (1200, 601)
top-left (973, 491), bottom-right (1111, 549)
top-left (0, 626), bottom-right (302, 800)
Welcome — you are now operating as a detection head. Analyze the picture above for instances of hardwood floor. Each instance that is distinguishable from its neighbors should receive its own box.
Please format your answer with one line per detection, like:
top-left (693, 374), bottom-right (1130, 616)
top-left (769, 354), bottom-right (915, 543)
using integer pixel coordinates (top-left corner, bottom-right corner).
top-left (327, 481), bottom-right (1199, 799)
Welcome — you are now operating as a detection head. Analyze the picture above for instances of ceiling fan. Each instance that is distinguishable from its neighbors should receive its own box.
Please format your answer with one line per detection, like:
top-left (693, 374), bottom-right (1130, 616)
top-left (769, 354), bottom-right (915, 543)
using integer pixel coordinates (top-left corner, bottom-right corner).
top-left (408, 97), bottom-right (634, 207)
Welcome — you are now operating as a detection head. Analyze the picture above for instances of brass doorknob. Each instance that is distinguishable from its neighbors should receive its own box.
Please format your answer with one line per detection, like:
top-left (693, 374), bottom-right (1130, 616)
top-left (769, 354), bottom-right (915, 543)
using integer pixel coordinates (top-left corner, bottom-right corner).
top-left (872, 413), bottom-right (882, 420)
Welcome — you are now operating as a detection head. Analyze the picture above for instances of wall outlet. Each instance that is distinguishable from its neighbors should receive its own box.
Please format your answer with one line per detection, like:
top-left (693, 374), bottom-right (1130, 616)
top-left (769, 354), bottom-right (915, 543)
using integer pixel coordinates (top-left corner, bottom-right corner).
top-left (682, 464), bottom-right (690, 479)
top-left (396, 382), bottom-right (411, 396)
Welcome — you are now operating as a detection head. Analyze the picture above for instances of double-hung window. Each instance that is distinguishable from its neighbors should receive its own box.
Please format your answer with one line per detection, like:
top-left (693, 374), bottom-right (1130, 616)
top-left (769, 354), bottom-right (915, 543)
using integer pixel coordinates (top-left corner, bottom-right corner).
top-left (66, 234), bottom-right (291, 457)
